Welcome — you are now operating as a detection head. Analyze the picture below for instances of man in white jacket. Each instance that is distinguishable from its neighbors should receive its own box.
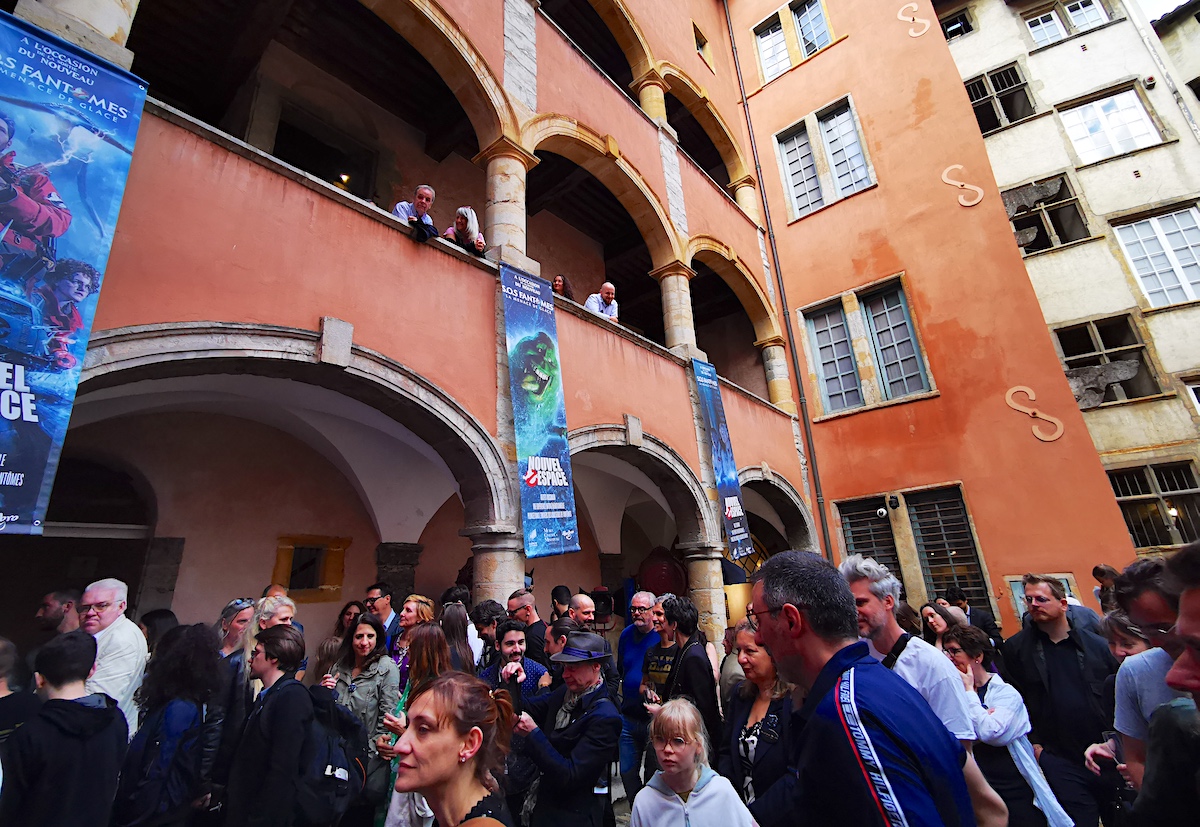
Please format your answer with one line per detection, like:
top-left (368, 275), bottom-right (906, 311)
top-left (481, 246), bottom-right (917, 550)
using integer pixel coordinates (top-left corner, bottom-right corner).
top-left (79, 577), bottom-right (147, 738)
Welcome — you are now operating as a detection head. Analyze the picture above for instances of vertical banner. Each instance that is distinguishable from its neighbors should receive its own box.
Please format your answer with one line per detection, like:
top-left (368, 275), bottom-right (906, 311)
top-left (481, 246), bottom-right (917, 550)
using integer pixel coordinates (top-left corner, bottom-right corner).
top-left (0, 13), bottom-right (146, 533)
top-left (501, 264), bottom-right (580, 557)
top-left (692, 359), bottom-right (754, 560)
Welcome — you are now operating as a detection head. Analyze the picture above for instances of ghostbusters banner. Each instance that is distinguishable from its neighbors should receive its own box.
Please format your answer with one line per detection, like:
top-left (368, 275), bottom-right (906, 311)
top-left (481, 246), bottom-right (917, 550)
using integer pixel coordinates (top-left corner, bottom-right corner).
top-left (0, 12), bottom-right (146, 533)
top-left (501, 264), bottom-right (580, 557)
top-left (692, 359), bottom-right (754, 560)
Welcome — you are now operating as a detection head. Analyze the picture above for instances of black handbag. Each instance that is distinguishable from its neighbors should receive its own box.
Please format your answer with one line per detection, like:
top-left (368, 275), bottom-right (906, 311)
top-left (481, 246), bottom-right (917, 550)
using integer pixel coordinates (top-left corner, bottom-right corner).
top-left (362, 754), bottom-right (391, 806)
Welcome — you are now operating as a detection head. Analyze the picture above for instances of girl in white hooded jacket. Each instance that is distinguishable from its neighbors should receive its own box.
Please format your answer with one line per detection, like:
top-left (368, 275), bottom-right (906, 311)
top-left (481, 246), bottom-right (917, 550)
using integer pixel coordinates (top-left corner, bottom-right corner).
top-left (630, 698), bottom-right (756, 827)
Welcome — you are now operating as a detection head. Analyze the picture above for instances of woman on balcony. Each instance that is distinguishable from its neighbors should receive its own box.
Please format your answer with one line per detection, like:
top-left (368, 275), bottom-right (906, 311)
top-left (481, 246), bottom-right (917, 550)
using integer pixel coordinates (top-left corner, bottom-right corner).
top-left (443, 206), bottom-right (485, 254)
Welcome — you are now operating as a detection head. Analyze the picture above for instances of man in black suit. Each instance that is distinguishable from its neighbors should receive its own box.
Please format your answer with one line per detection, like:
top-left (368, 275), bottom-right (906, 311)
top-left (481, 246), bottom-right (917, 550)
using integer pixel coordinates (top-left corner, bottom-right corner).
top-left (945, 586), bottom-right (1004, 646)
top-left (366, 582), bottom-right (401, 653)
top-left (224, 624), bottom-right (313, 827)
top-left (514, 631), bottom-right (622, 827)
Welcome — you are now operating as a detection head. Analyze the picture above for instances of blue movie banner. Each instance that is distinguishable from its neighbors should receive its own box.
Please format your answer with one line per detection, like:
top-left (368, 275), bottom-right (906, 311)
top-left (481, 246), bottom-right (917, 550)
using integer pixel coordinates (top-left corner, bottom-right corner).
top-left (501, 264), bottom-right (580, 557)
top-left (692, 359), bottom-right (754, 560)
top-left (0, 12), bottom-right (146, 533)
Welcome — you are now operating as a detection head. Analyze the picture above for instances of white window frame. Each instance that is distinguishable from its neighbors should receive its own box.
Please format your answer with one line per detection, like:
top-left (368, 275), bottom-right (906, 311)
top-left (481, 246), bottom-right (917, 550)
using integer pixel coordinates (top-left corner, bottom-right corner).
top-left (792, 0), bottom-right (832, 57)
top-left (1187, 381), bottom-right (1200, 416)
top-left (1060, 89), bottom-right (1159, 165)
top-left (1065, 0), bottom-right (1109, 31)
top-left (756, 17), bottom-right (791, 83)
top-left (1115, 206), bottom-right (1200, 308)
top-left (1026, 10), bottom-right (1067, 47)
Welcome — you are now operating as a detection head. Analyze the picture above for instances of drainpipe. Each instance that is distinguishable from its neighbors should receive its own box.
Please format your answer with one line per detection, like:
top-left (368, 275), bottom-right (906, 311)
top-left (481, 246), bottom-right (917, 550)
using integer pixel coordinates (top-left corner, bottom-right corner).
top-left (721, 0), bottom-right (834, 560)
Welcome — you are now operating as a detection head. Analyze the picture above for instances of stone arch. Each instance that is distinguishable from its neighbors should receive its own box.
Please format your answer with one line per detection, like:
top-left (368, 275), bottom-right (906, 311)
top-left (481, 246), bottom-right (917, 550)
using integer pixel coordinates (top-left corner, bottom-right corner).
top-left (582, 0), bottom-right (656, 79)
top-left (568, 424), bottom-right (721, 549)
top-left (737, 466), bottom-right (818, 552)
top-left (80, 322), bottom-right (517, 534)
top-left (358, 0), bottom-right (519, 146)
top-left (685, 234), bottom-right (781, 344)
top-left (522, 115), bottom-right (683, 266)
top-left (658, 63), bottom-right (754, 186)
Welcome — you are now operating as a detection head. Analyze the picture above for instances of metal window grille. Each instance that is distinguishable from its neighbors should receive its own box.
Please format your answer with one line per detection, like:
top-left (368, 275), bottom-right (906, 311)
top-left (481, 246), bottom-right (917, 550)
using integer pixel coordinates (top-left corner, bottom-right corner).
top-left (965, 64), bottom-right (1035, 134)
top-left (1115, 207), bottom-right (1200, 308)
top-left (864, 288), bottom-right (928, 399)
top-left (941, 10), bottom-right (973, 40)
top-left (1065, 0), bottom-right (1107, 31)
top-left (1026, 11), bottom-right (1066, 47)
top-left (793, 0), bottom-right (832, 57)
top-left (780, 125), bottom-right (824, 217)
top-left (840, 498), bottom-right (906, 597)
top-left (1060, 90), bottom-right (1159, 165)
top-left (819, 105), bottom-right (871, 197)
top-left (907, 488), bottom-right (988, 607)
top-left (1007, 176), bottom-right (1090, 254)
top-left (757, 20), bottom-right (790, 82)
top-left (1108, 463), bottom-right (1200, 548)
top-left (808, 303), bottom-right (862, 411)
top-left (1054, 315), bottom-right (1160, 402)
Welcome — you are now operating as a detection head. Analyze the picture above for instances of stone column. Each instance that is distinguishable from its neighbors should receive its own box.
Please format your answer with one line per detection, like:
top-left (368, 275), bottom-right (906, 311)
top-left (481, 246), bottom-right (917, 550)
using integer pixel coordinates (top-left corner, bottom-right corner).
top-left (462, 527), bottom-right (525, 606)
top-left (729, 175), bottom-right (760, 223)
top-left (474, 137), bottom-right (540, 262)
top-left (631, 71), bottom-right (670, 126)
top-left (652, 261), bottom-right (705, 360)
top-left (682, 545), bottom-right (728, 645)
top-left (758, 338), bottom-right (797, 414)
top-left (376, 542), bottom-right (423, 602)
top-left (16, 0), bottom-right (137, 67)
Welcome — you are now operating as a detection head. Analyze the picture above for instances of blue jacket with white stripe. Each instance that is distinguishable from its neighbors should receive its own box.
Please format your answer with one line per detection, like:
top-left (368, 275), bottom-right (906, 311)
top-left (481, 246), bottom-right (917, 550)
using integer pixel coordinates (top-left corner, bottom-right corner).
top-left (751, 641), bottom-right (974, 827)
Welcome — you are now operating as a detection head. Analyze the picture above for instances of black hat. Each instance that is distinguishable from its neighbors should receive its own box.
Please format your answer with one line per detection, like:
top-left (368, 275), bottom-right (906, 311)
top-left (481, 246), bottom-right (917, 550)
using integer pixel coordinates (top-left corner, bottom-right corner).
top-left (550, 631), bottom-right (610, 664)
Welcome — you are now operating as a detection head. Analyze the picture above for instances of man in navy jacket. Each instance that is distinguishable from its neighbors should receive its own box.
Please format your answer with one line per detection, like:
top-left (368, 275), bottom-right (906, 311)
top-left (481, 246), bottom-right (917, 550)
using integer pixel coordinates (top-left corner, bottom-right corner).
top-left (748, 551), bottom-right (975, 827)
top-left (514, 631), bottom-right (622, 827)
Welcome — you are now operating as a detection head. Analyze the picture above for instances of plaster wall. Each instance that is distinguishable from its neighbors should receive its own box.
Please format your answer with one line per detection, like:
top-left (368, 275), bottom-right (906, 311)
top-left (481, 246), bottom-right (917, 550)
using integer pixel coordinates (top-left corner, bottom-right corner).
top-left (64, 412), bottom-right (381, 649)
top-left (677, 155), bottom-right (765, 287)
top-left (719, 384), bottom-right (805, 488)
top-left (1022, 239), bottom-right (1139, 323)
top-left (1084, 397), bottom-right (1200, 455)
top-left (1157, 11), bottom-right (1200, 91)
top-left (1147, 305), bottom-right (1200, 373)
top-left (527, 210), bottom-right (607, 294)
top-left (731, 0), bottom-right (1135, 626)
top-left (980, 114), bottom-right (1075, 186)
top-left (429, 0), bottom-right (508, 77)
top-left (99, 115), bottom-right (500, 435)
top-left (695, 312), bottom-right (769, 398)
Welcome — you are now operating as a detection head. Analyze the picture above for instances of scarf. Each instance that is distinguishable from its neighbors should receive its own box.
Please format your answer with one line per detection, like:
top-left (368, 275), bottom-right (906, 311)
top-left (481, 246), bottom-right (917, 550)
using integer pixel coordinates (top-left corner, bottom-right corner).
top-left (524, 678), bottom-right (604, 820)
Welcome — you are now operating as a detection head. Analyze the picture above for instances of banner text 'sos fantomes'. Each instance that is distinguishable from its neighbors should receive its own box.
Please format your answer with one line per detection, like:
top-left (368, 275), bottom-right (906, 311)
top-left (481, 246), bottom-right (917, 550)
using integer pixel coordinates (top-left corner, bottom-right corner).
top-left (0, 12), bottom-right (146, 533)
top-left (501, 264), bottom-right (580, 558)
top-left (692, 359), bottom-right (754, 560)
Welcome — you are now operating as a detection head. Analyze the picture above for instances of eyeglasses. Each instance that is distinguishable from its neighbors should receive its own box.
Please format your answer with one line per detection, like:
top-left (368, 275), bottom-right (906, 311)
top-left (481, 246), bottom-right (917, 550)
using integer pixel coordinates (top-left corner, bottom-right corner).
top-left (1141, 622), bottom-right (1178, 638)
top-left (78, 601), bottom-right (115, 615)
top-left (651, 735), bottom-right (692, 749)
top-left (943, 646), bottom-right (965, 656)
top-left (630, 606), bottom-right (651, 614)
top-left (507, 605), bottom-right (528, 617)
top-left (225, 597), bottom-right (255, 611)
top-left (748, 607), bottom-right (777, 625)
top-left (1023, 595), bottom-right (1055, 605)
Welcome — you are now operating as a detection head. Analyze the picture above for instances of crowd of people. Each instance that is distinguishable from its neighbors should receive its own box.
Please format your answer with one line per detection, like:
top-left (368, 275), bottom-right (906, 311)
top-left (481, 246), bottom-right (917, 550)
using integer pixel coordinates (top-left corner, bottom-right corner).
top-left (390, 185), bottom-right (621, 327)
top-left (1, 545), bottom-right (1197, 826)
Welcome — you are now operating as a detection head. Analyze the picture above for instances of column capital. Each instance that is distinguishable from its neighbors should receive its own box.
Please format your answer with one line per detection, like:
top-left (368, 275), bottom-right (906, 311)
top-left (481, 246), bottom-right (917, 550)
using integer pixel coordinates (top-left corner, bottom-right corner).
top-left (472, 136), bottom-right (540, 171)
top-left (727, 173), bottom-right (758, 191)
top-left (630, 67), bottom-right (670, 94)
top-left (755, 335), bottom-right (787, 349)
top-left (459, 523), bottom-right (523, 552)
top-left (675, 542), bottom-right (724, 562)
top-left (649, 260), bottom-right (696, 282)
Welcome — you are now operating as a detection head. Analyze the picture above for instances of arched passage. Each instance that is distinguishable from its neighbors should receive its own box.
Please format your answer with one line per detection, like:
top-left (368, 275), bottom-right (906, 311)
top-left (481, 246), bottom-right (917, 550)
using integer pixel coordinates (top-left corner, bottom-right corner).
top-left (660, 65), bottom-right (753, 190)
top-left (540, 0), bottom-right (655, 94)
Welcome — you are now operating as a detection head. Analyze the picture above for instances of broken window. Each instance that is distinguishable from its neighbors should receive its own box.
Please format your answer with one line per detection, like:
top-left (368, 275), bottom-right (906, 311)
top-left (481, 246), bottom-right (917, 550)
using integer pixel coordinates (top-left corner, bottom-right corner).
top-left (1054, 315), bottom-right (1159, 406)
top-left (1003, 176), bottom-right (1089, 254)
top-left (966, 64), bottom-right (1035, 135)
top-left (940, 10), bottom-right (974, 41)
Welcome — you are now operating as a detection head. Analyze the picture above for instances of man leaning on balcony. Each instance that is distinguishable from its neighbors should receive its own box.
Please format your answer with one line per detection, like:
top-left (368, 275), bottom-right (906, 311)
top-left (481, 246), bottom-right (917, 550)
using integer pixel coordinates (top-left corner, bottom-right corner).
top-left (392, 184), bottom-right (437, 241)
top-left (585, 282), bottom-right (619, 324)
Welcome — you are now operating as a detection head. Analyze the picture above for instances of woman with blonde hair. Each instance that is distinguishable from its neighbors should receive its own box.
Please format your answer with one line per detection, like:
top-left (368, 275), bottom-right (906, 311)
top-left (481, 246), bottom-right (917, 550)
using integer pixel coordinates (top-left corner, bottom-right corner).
top-left (392, 672), bottom-right (516, 826)
top-left (631, 698), bottom-right (754, 826)
top-left (394, 594), bottom-right (436, 693)
top-left (443, 206), bottom-right (485, 254)
top-left (242, 594), bottom-right (298, 691)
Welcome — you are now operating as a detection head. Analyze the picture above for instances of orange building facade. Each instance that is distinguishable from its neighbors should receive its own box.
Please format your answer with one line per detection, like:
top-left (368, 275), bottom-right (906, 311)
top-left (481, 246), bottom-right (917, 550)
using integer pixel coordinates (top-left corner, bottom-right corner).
top-left (0, 0), bottom-right (1134, 651)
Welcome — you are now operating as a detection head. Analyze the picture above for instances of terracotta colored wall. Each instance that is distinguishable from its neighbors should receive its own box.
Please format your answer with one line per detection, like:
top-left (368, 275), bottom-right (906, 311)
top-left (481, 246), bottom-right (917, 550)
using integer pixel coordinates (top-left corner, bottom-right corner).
top-left (99, 115), bottom-right (499, 435)
top-left (65, 412), bottom-right (381, 650)
top-left (527, 210), bottom-right (606, 293)
top-left (720, 382), bottom-right (806, 487)
top-left (696, 312), bottom-right (768, 398)
top-left (414, 495), bottom-right (475, 601)
top-left (731, 0), bottom-right (1133, 627)
top-left (429, 0), bottom-right (507, 78)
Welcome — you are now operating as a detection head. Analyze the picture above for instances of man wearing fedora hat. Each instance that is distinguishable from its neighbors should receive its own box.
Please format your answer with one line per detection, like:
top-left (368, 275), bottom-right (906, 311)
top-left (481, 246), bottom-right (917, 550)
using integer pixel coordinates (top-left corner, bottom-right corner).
top-left (514, 630), bottom-right (623, 827)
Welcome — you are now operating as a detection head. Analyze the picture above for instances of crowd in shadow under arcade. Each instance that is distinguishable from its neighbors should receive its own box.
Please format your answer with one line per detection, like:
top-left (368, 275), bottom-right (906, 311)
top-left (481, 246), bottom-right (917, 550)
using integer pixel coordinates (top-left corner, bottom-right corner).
top-left (392, 184), bottom-right (620, 325)
top-left (2, 541), bottom-right (1199, 827)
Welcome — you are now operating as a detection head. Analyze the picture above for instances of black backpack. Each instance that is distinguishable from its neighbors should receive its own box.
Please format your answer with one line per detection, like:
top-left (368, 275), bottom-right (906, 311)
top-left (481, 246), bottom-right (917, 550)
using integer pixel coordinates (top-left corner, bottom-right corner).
top-left (292, 683), bottom-right (369, 826)
top-left (111, 700), bottom-right (206, 827)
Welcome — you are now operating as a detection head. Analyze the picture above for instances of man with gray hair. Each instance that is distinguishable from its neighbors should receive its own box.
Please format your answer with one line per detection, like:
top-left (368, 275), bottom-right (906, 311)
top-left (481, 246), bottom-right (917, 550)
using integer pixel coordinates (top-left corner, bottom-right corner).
top-left (78, 578), bottom-right (146, 738)
top-left (839, 554), bottom-right (1007, 826)
top-left (748, 550), bottom-right (976, 826)
top-left (391, 184), bottom-right (436, 237)
top-left (584, 282), bottom-right (619, 323)
top-left (617, 589), bottom-right (659, 799)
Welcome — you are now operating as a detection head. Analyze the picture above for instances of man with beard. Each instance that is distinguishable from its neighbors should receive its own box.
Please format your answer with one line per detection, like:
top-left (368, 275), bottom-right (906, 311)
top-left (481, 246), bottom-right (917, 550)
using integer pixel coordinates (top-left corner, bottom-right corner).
top-left (470, 599), bottom-right (507, 673)
top-left (35, 588), bottom-right (81, 636)
top-left (479, 619), bottom-right (549, 824)
top-left (545, 616), bottom-right (584, 691)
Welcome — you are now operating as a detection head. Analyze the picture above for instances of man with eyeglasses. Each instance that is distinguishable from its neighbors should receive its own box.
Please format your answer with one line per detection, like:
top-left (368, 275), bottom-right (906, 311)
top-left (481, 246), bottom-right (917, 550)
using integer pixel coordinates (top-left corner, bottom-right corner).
top-left (364, 581), bottom-right (400, 652)
top-left (616, 591), bottom-right (659, 801)
top-left (1095, 557), bottom-right (1188, 791)
top-left (78, 577), bottom-right (146, 740)
top-left (1005, 573), bottom-right (1119, 827)
top-left (509, 588), bottom-right (550, 669)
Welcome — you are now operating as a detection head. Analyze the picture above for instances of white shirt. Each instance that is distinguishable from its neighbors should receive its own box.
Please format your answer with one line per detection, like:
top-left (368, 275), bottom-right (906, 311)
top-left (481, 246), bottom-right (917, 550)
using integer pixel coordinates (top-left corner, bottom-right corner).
top-left (467, 622), bottom-right (484, 662)
top-left (867, 635), bottom-right (976, 741)
top-left (87, 613), bottom-right (148, 739)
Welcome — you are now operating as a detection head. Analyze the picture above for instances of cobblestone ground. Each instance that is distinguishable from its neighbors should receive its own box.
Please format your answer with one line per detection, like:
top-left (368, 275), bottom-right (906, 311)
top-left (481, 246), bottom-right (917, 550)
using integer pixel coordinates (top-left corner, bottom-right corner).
top-left (612, 770), bottom-right (631, 826)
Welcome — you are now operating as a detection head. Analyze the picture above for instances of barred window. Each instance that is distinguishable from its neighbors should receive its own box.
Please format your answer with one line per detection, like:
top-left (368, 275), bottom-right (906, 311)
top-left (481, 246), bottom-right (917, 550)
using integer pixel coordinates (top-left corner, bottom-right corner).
top-left (840, 497), bottom-right (907, 597)
top-left (1109, 463), bottom-right (1200, 548)
top-left (908, 488), bottom-right (988, 607)
top-left (966, 65), bottom-right (1035, 135)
